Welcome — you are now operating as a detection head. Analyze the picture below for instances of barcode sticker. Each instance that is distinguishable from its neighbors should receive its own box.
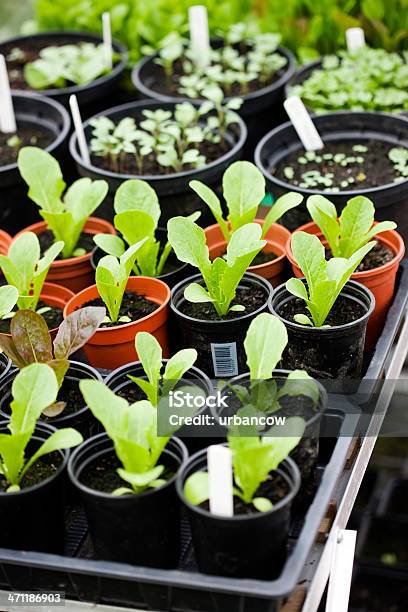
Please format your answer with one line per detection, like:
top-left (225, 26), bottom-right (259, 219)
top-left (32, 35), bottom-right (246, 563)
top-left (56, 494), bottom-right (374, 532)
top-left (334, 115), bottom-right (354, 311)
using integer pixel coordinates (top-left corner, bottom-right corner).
top-left (211, 342), bottom-right (238, 377)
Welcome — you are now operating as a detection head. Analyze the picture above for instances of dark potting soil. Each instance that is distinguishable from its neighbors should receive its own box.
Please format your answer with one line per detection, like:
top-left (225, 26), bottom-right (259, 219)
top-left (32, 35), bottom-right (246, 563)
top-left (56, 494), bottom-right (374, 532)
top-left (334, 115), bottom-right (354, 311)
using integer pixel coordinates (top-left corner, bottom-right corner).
top-left (0, 301), bottom-right (63, 333)
top-left (144, 45), bottom-right (287, 98)
top-left (179, 286), bottom-right (267, 321)
top-left (85, 291), bottom-right (159, 327)
top-left (0, 127), bottom-right (53, 167)
top-left (38, 230), bottom-right (95, 259)
top-left (44, 377), bottom-right (85, 419)
top-left (0, 451), bottom-right (61, 492)
top-left (3, 36), bottom-right (115, 90)
top-left (325, 241), bottom-right (395, 272)
top-left (251, 250), bottom-right (278, 266)
top-left (90, 138), bottom-right (230, 177)
top-left (280, 294), bottom-right (366, 327)
top-left (80, 450), bottom-right (174, 494)
top-left (273, 140), bottom-right (405, 191)
top-left (200, 471), bottom-right (289, 515)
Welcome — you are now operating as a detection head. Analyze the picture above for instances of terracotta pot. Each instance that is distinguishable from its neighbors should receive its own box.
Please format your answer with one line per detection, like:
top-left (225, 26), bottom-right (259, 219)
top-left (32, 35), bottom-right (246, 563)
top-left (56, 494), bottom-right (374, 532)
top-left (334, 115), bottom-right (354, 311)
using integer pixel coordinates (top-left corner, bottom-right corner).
top-left (204, 219), bottom-right (291, 287)
top-left (14, 217), bottom-right (116, 293)
top-left (0, 230), bottom-right (12, 255)
top-left (286, 222), bottom-right (405, 350)
top-left (63, 277), bottom-right (171, 369)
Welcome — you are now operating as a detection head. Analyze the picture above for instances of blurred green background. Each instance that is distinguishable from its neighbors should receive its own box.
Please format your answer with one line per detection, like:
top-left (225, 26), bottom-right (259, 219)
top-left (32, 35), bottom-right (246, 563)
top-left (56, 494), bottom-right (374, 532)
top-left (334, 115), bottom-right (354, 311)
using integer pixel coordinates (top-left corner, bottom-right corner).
top-left (0, 0), bottom-right (34, 41)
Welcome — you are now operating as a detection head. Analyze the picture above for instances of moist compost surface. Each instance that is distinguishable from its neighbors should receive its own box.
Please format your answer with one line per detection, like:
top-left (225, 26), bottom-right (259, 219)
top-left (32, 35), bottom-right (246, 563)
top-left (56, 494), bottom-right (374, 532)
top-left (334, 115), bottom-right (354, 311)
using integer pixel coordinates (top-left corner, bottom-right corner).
top-left (44, 377), bottom-right (85, 419)
top-left (325, 241), bottom-right (394, 271)
top-left (85, 291), bottom-right (159, 327)
top-left (200, 471), bottom-right (289, 515)
top-left (251, 250), bottom-right (278, 266)
top-left (179, 286), bottom-right (267, 321)
top-left (0, 301), bottom-right (63, 333)
top-left (273, 140), bottom-right (405, 190)
top-left (90, 139), bottom-right (230, 177)
top-left (280, 294), bottom-right (366, 326)
top-left (0, 452), bottom-right (61, 492)
top-left (0, 127), bottom-right (53, 166)
top-left (39, 230), bottom-right (95, 258)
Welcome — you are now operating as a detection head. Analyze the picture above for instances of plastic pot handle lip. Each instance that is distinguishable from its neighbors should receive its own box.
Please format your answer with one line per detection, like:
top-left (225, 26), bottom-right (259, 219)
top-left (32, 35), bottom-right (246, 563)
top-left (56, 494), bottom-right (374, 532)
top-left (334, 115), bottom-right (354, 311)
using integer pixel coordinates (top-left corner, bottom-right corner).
top-left (253, 111), bottom-right (408, 196)
top-left (69, 99), bottom-right (247, 181)
top-left (0, 30), bottom-right (129, 99)
top-left (67, 432), bottom-right (188, 501)
top-left (269, 278), bottom-right (376, 333)
top-left (170, 271), bottom-right (272, 325)
top-left (0, 420), bottom-right (70, 498)
top-left (175, 443), bottom-right (301, 522)
top-left (0, 92), bottom-right (71, 175)
top-left (132, 44), bottom-right (296, 105)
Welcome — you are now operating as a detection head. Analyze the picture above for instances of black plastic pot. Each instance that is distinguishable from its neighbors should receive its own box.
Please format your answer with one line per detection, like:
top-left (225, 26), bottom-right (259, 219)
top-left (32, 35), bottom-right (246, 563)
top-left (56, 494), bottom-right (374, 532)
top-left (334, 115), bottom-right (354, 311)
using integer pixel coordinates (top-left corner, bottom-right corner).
top-left (254, 112), bottom-right (408, 238)
top-left (91, 227), bottom-right (192, 289)
top-left (0, 93), bottom-right (70, 234)
top-left (0, 421), bottom-right (69, 554)
top-left (0, 353), bottom-right (11, 385)
top-left (69, 100), bottom-right (247, 226)
top-left (176, 445), bottom-right (300, 579)
top-left (68, 433), bottom-right (188, 567)
top-left (269, 280), bottom-right (375, 380)
top-left (0, 31), bottom-right (128, 115)
top-left (170, 272), bottom-right (272, 378)
top-left (132, 42), bottom-right (295, 158)
top-left (0, 361), bottom-right (102, 438)
top-left (217, 370), bottom-right (327, 504)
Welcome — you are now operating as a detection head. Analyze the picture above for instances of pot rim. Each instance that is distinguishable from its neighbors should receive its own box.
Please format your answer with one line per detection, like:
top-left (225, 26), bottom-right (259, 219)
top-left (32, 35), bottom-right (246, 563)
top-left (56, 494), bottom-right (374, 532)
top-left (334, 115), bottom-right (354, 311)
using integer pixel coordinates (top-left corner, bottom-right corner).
top-left (0, 30), bottom-right (128, 99)
top-left (0, 92), bottom-right (70, 174)
top-left (254, 111), bottom-right (408, 196)
top-left (69, 100), bottom-right (247, 182)
top-left (176, 444), bottom-right (301, 522)
top-left (269, 279), bottom-right (375, 333)
top-left (170, 272), bottom-right (271, 325)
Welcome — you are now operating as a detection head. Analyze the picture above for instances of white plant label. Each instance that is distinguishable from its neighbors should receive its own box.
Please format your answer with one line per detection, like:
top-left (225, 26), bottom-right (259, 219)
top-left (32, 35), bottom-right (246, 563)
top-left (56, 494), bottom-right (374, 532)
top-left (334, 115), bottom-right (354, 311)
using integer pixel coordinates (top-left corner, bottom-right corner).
top-left (102, 12), bottom-right (113, 69)
top-left (346, 27), bottom-right (365, 53)
top-left (69, 95), bottom-right (90, 165)
top-left (284, 96), bottom-right (324, 151)
top-left (208, 445), bottom-right (234, 517)
top-left (0, 54), bottom-right (16, 133)
top-left (188, 5), bottom-right (210, 69)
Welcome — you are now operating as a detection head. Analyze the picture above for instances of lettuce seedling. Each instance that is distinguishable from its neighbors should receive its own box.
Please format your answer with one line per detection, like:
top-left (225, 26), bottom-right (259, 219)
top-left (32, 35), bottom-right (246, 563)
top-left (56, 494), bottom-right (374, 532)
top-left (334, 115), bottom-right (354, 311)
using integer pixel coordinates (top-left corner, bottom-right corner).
top-left (229, 313), bottom-right (319, 419)
top-left (190, 161), bottom-right (303, 241)
top-left (0, 307), bottom-right (106, 416)
top-left (286, 232), bottom-right (375, 327)
top-left (129, 331), bottom-right (197, 407)
top-left (168, 217), bottom-right (266, 316)
top-left (96, 239), bottom-right (149, 324)
top-left (307, 195), bottom-right (397, 259)
top-left (0, 363), bottom-right (83, 492)
top-left (184, 418), bottom-right (305, 512)
top-left (18, 147), bottom-right (108, 259)
top-left (80, 380), bottom-right (192, 495)
top-left (0, 286), bottom-right (18, 322)
top-left (0, 232), bottom-right (63, 311)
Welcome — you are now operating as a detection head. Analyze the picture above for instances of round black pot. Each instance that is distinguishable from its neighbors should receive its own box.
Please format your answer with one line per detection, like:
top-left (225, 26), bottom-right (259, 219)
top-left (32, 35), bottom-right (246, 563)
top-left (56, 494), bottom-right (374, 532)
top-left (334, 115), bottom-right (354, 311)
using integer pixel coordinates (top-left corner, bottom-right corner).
top-left (69, 100), bottom-right (247, 226)
top-left (0, 361), bottom-right (102, 438)
top-left (170, 272), bottom-right (272, 379)
top-left (132, 42), bottom-right (295, 158)
top-left (0, 421), bottom-right (69, 553)
top-left (0, 92), bottom-right (70, 234)
top-left (68, 433), bottom-right (188, 567)
top-left (176, 445), bottom-right (300, 579)
top-left (269, 280), bottom-right (375, 380)
top-left (91, 227), bottom-right (192, 289)
top-left (104, 359), bottom-right (214, 453)
top-left (254, 112), bottom-right (408, 238)
top-left (217, 369), bottom-right (327, 501)
top-left (0, 353), bottom-right (11, 385)
top-left (0, 31), bottom-right (128, 115)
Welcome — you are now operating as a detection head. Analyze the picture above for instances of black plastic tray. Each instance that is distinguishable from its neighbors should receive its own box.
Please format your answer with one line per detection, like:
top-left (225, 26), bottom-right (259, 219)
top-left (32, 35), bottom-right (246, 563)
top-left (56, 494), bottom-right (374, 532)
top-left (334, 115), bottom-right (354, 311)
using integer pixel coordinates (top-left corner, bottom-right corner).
top-left (0, 261), bottom-right (407, 611)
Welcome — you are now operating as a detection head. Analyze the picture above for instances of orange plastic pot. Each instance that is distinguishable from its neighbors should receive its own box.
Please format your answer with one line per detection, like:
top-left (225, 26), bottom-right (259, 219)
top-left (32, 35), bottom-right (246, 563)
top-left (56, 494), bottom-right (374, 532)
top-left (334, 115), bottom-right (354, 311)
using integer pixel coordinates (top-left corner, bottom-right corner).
top-left (204, 219), bottom-right (291, 287)
top-left (286, 221), bottom-right (405, 350)
top-left (63, 277), bottom-right (171, 369)
top-left (14, 217), bottom-right (115, 293)
top-left (0, 230), bottom-right (12, 255)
